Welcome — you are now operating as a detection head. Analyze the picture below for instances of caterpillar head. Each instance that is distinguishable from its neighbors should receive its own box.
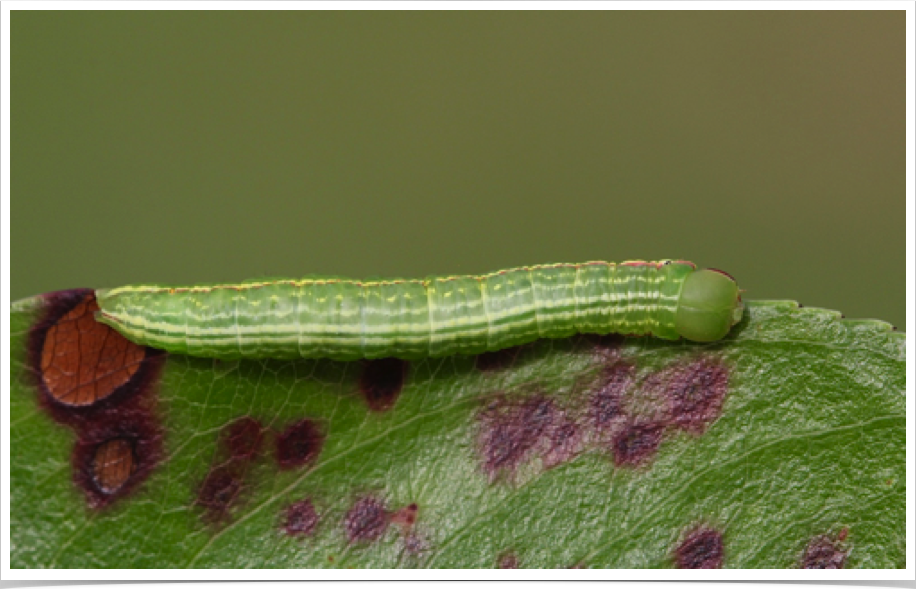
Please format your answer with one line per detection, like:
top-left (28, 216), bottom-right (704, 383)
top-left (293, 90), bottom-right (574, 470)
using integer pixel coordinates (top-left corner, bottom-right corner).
top-left (674, 269), bottom-right (744, 342)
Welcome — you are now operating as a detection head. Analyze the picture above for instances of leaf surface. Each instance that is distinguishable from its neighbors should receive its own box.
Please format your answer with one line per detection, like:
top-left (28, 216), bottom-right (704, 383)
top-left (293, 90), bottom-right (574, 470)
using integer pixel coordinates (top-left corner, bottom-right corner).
top-left (9, 296), bottom-right (905, 568)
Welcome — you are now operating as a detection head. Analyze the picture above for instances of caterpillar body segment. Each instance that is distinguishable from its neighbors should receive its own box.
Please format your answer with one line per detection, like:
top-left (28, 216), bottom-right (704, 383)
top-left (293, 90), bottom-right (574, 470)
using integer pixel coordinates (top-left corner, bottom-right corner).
top-left (95, 260), bottom-right (744, 361)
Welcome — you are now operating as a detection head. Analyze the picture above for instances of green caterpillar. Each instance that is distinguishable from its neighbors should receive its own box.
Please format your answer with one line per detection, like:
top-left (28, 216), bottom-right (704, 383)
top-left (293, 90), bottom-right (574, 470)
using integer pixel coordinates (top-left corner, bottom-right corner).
top-left (94, 260), bottom-right (744, 361)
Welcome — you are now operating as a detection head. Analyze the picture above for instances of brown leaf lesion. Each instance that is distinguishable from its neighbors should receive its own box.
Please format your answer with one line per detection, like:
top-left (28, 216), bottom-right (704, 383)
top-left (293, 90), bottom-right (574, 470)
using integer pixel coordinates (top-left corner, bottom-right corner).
top-left (41, 300), bottom-right (143, 406)
top-left (344, 496), bottom-right (390, 544)
top-left (801, 532), bottom-right (849, 569)
top-left (91, 438), bottom-right (136, 494)
top-left (477, 393), bottom-right (582, 481)
top-left (282, 499), bottom-right (320, 538)
top-left (675, 526), bottom-right (725, 569)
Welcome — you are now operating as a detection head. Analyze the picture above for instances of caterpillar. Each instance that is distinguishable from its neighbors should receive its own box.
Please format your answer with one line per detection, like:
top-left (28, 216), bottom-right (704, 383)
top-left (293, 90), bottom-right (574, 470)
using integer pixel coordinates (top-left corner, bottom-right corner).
top-left (94, 260), bottom-right (744, 361)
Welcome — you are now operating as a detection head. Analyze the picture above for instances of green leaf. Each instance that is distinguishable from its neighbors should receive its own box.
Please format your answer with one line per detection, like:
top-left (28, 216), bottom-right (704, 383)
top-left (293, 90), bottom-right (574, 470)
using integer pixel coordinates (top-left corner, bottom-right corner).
top-left (9, 296), bottom-right (905, 568)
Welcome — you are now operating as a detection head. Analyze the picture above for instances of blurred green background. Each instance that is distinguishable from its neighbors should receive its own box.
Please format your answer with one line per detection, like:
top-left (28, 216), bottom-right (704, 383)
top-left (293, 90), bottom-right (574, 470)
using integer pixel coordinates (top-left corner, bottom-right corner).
top-left (12, 11), bottom-right (904, 328)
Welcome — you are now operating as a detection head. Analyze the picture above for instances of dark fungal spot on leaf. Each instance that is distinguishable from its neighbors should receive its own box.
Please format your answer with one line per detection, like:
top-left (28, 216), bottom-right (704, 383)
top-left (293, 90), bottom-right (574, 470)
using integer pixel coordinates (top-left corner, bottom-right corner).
top-left (222, 416), bottom-right (263, 461)
top-left (195, 464), bottom-right (244, 522)
top-left (358, 358), bottom-right (408, 412)
top-left (391, 504), bottom-right (429, 556)
top-left (477, 394), bottom-right (581, 480)
top-left (27, 289), bottom-right (165, 418)
top-left (801, 535), bottom-right (848, 569)
top-left (344, 496), bottom-right (389, 543)
top-left (497, 552), bottom-right (520, 569)
top-left (542, 414), bottom-right (582, 469)
top-left (675, 527), bottom-right (724, 569)
top-left (195, 416), bottom-right (266, 524)
top-left (612, 421), bottom-right (665, 467)
top-left (283, 499), bottom-right (319, 538)
top-left (403, 533), bottom-right (429, 556)
top-left (475, 346), bottom-right (524, 372)
top-left (589, 362), bottom-right (633, 433)
top-left (71, 412), bottom-right (163, 508)
top-left (28, 291), bottom-right (166, 508)
top-left (479, 398), bottom-right (542, 476)
top-left (665, 357), bottom-right (729, 435)
top-left (390, 503), bottom-right (419, 530)
top-left (276, 419), bottom-right (325, 470)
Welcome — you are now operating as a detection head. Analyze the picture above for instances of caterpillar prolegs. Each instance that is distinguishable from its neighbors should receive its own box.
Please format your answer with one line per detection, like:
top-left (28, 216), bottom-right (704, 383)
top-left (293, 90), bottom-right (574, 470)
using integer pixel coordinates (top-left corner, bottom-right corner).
top-left (94, 260), bottom-right (744, 361)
